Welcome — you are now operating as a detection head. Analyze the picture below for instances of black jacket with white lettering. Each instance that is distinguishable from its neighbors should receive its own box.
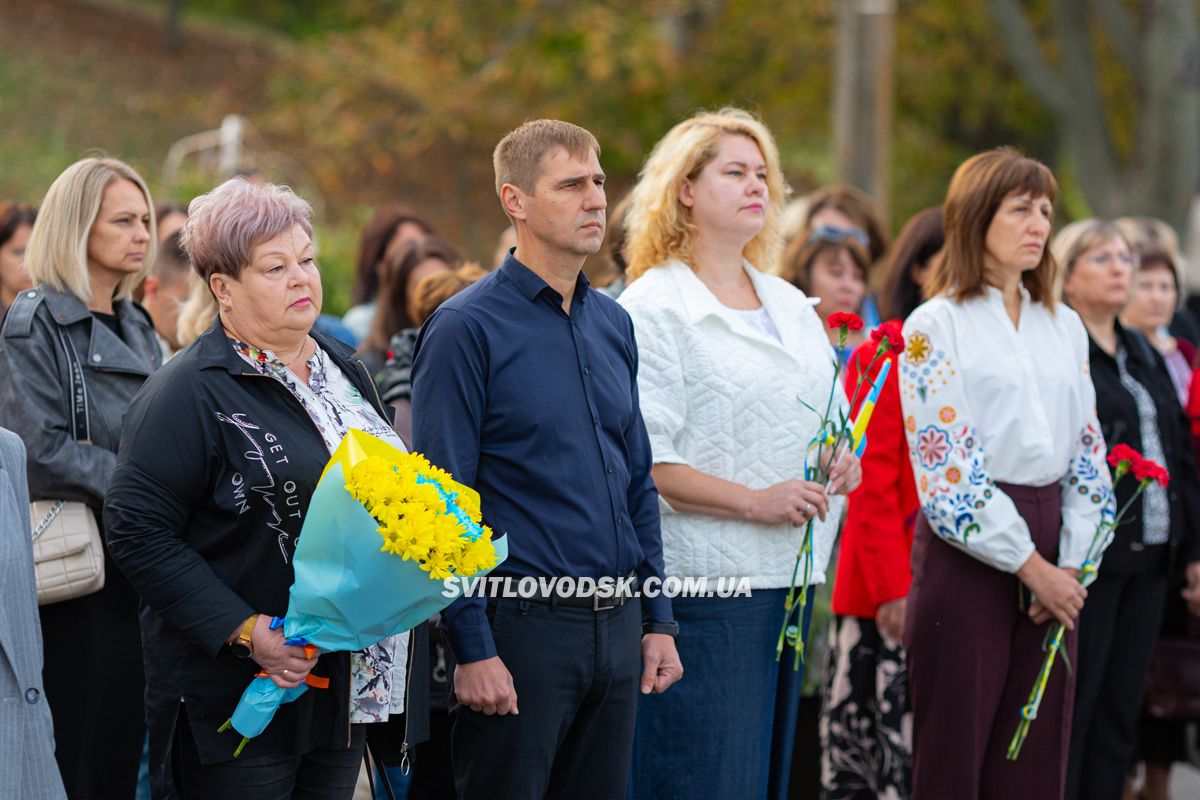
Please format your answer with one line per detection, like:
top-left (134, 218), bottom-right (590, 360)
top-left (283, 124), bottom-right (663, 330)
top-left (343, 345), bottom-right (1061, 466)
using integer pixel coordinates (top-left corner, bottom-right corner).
top-left (105, 318), bottom-right (428, 786)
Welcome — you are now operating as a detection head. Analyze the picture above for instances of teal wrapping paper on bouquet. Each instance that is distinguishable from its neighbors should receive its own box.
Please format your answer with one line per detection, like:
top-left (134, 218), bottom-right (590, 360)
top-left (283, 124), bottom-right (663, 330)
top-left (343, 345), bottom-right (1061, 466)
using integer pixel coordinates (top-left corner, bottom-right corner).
top-left (219, 430), bottom-right (509, 756)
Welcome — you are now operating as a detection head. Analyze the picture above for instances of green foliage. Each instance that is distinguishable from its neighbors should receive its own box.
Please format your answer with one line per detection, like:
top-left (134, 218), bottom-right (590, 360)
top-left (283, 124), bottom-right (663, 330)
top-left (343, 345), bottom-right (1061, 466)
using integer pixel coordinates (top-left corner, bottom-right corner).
top-left (146, 0), bottom-right (396, 39)
top-left (314, 215), bottom-right (366, 317)
top-left (891, 0), bottom-right (1058, 223)
top-left (1, 0), bottom-right (1152, 293)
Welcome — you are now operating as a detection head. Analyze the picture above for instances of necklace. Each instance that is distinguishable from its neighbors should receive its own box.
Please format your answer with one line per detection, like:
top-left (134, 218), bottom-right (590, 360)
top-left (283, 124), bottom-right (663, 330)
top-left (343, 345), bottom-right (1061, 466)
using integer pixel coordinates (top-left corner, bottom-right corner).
top-left (280, 336), bottom-right (314, 369)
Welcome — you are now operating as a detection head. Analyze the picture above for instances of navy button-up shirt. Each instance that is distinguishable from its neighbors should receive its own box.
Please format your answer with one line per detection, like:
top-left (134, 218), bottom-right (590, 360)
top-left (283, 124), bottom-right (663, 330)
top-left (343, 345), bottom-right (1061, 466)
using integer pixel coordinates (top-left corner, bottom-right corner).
top-left (411, 253), bottom-right (672, 663)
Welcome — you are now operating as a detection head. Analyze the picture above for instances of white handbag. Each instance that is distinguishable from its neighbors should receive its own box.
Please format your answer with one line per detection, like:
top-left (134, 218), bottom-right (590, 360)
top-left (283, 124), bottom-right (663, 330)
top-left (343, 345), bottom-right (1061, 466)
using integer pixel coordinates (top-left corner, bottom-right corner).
top-left (30, 325), bottom-right (105, 605)
top-left (32, 499), bottom-right (104, 605)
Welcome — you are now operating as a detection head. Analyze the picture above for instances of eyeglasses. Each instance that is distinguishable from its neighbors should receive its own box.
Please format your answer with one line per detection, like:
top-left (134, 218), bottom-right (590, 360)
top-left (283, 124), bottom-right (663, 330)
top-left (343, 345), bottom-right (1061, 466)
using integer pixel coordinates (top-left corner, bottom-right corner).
top-left (806, 224), bottom-right (870, 249)
top-left (1083, 250), bottom-right (1139, 269)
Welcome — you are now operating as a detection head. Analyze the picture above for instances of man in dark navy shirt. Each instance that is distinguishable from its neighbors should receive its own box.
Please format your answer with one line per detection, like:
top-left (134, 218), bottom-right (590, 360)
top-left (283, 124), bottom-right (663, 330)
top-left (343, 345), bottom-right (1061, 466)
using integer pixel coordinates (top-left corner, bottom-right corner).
top-left (412, 119), bottom-right (682, 798)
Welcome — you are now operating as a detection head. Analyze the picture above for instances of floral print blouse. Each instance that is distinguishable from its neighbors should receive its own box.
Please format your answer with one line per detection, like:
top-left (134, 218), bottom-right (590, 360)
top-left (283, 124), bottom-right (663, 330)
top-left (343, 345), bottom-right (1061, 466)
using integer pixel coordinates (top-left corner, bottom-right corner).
top-left (233, 338), bottom-right (408, 724)
top-left (899, 287), bottom-right (1115, 573)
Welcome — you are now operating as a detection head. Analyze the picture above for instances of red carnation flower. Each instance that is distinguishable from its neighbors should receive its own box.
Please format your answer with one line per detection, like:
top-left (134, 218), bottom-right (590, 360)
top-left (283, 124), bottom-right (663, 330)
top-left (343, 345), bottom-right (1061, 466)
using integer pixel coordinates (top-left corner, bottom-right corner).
top-left (827, 312), bottom-right (864, 332)
top-left (1106, 443), bottom-right (1143, 470)
top-left (870, 320), bottom-right (905, 355)
top-left (1132, 456), bottom-right (1163, 483)
top-left (1152, 464), bottom-right (1171, 487)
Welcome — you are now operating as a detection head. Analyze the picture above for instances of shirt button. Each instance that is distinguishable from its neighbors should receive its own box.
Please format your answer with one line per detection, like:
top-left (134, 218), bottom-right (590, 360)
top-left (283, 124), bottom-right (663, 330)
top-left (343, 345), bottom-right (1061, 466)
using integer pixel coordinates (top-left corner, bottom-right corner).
top-left (26, 290), bottom-right (37, 299)
top-left (583, 366), bottom-right (590, 375)
top-left (92, 354), bottom-right (102, 363)
top-left (25, 688), bottom-right (40, 704)
top-left (593, 416), bottom-right (600, 426)
top-left (607, 465), bottom-right (614, 474)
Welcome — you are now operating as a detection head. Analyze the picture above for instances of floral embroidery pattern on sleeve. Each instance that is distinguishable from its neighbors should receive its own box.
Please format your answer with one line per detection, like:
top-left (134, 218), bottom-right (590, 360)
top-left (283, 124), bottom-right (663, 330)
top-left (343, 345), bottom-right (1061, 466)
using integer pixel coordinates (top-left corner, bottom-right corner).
top-left (901, 317), bottom-right (1036, 572)
top-left (1064, 421), bottom-right (1115, 517)
top-left (908, 407), bottom-right (995, 544)
top-left (899, 330), bottom-right (956, 405)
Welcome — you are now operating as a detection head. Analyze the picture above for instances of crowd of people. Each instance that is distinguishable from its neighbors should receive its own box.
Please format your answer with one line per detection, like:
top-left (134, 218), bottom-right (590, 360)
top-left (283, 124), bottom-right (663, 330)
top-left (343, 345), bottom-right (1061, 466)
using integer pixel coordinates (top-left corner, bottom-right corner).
top-left (1, 107), bottom-right (1199, 800)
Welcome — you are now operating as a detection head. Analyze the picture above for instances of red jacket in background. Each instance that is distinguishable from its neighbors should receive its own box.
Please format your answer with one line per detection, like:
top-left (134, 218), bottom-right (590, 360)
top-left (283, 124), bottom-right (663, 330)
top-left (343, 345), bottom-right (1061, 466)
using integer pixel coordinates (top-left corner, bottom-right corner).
top-left (831, 334), bottom-right (920, 619)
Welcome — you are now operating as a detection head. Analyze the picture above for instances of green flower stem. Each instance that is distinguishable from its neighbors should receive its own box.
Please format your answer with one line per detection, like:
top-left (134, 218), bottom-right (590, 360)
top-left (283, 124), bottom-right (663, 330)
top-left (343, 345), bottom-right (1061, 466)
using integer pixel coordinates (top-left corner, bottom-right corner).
top-left (1007, 624), bottom-right (1066, 760)
top-left (217, 719), bottom-right (252, 759)
top-left (775, 554), bottom-right (803, 661)
top-left (792, 523), bottom-right (814, 671)
top-left (844, 347), bottom-right (887, 421)
top-left (1007, 475), bottom-right (1150, 760)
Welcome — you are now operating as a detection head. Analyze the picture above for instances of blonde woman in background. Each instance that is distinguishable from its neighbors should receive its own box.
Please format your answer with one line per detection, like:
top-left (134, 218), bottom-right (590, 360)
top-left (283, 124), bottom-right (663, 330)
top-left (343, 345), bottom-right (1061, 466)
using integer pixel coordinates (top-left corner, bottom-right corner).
top-left (620, 108), bottom-right (861, 800)
top-left (0, 157), bottom-right (161, 798)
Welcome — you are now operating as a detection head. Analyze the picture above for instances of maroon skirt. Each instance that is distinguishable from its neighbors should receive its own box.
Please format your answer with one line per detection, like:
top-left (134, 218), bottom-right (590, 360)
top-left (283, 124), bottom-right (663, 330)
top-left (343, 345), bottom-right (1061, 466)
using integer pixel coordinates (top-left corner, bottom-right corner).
top-left (905, 482), bottom-right (1077, 800)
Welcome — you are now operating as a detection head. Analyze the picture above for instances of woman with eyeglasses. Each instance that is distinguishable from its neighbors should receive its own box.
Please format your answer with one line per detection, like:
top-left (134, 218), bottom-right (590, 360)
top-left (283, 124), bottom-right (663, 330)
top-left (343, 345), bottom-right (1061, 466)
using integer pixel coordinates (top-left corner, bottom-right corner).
top-left (782, 225), bottom-right (872, 355)
top-left (820, 207), bottom-right (944, 800)
top-left (802, 186), bottom-right (891, 329)
top-left (1053, 219), bottom-right (1200, 800)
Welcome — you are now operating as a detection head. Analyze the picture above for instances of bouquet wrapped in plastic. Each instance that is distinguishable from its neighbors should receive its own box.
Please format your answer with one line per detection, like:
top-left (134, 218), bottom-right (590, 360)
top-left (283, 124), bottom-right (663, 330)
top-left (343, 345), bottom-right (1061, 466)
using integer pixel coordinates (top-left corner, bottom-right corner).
top-left (218, 429), bottom-right (509, 755)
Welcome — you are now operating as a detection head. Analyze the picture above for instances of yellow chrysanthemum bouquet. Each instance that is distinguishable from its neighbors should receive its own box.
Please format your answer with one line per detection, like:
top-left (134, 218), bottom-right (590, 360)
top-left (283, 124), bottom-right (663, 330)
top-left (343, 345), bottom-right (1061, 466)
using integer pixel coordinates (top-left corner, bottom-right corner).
top-left (219, 429), bottom-right (508, 756)
top-left (344, 453), bottom-right (498, 580)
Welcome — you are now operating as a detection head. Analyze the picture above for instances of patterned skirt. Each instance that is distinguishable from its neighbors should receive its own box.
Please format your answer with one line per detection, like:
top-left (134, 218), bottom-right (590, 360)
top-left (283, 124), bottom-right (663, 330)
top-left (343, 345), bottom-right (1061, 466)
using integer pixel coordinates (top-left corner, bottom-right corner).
top-left (819, 614), bottom-right (912, 800)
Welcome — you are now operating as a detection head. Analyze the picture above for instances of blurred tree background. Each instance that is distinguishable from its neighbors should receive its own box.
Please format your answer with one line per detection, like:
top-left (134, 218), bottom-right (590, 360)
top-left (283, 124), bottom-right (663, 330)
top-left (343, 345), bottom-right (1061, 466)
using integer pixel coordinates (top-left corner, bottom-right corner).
top-left (0, 0), bottom-right (1192, 313)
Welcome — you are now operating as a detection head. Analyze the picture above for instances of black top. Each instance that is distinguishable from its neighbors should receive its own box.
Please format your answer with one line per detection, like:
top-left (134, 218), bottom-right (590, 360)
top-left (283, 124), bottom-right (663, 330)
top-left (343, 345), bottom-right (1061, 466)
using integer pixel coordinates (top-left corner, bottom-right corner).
top-left (105, 319), bottom-right (428, 771)
top-left (411, 252), bottom-right (671, 664)
top-left (91, 310), bottom-right (123, 340)
top-left (377, 327), bottom-right (420, 404)
top-left (1088, 322), bottom-right (1200, 574)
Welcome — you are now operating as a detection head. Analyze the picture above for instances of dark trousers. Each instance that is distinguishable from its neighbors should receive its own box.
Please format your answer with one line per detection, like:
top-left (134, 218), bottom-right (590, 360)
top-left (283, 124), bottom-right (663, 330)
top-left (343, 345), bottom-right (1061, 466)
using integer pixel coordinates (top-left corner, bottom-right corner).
top-left (906, 482), bottom-right (1076, 800)
top-left (1066, 568), bottom-right (1168, 800)
top-left (449, 597), bottom-right (642, 800)
top-left (41, 549), bottom-right (145, 800)
top-left (171, 706), bottom-right (365, 800)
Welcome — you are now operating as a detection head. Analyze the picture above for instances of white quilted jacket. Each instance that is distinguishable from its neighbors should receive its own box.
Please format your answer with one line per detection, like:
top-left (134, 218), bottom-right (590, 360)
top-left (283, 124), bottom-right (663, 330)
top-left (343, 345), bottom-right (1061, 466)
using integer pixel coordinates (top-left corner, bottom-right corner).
top-left (620, 260), bottom-right (846, 589)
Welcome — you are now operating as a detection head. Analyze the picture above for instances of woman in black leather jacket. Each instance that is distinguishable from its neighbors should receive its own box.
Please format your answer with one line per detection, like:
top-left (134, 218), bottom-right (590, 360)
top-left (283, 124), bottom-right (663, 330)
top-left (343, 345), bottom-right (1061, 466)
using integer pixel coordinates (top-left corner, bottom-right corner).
top-left (0, 157), bottom-right (161, 799)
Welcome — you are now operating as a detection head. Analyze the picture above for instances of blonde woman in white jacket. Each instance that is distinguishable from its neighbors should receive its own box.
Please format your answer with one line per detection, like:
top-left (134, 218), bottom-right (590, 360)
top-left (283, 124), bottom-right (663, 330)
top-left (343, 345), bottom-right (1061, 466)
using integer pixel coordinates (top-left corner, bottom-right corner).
top-left (620, 108), bottom-right (862, 800)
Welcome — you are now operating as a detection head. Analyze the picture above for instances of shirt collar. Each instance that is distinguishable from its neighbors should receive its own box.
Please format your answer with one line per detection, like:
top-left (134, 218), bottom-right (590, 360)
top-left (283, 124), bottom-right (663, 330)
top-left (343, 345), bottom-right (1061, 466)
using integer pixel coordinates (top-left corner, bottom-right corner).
top-left (499, 251), bottom-right (590, 307)
top-left (667, 259), bottom-right (816, 327)
top-left (983, 283), bottom-right (1032, 305)
top-left (40, 286), bottom-right (92, 325)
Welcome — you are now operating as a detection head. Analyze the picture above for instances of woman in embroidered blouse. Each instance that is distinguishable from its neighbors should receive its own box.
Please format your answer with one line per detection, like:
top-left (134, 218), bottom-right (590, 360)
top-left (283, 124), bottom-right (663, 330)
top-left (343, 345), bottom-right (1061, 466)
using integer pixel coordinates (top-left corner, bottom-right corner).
top-left (1053, 220), bottom-right (1200, 800)
top-left (105, 178), bottom-right (424, 799)
top-left (898, 149), bottom-right (1112, 800)
top-left (619, 108), bottom-right (862, 800)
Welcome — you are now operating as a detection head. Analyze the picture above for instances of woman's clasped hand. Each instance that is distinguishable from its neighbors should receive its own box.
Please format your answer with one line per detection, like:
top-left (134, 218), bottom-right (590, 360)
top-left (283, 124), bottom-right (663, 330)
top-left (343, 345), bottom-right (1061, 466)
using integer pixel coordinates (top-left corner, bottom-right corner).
top-left (241, 615), bottom-right (322, 689)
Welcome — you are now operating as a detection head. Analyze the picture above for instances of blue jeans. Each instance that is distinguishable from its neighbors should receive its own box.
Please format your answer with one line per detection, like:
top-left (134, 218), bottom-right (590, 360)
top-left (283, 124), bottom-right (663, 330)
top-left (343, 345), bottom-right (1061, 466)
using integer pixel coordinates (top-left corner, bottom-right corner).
top-left (630, 587), bottom-right (813, 800)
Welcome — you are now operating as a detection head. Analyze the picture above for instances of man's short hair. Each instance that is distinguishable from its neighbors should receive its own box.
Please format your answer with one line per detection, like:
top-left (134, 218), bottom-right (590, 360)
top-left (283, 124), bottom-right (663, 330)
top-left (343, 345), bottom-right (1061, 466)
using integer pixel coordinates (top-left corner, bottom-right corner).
top-left (151, 229), bottom-right (192, 285)
top-left (492, 120), bottom-right (600, 198)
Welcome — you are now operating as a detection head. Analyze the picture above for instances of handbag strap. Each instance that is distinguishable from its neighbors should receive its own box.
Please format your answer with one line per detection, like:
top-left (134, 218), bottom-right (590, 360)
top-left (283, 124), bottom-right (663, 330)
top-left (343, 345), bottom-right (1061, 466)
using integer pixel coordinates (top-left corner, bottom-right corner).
top-left (54, 324), bottom-right (91, 444)
top-left (31, 500), bottom-right (66, 543)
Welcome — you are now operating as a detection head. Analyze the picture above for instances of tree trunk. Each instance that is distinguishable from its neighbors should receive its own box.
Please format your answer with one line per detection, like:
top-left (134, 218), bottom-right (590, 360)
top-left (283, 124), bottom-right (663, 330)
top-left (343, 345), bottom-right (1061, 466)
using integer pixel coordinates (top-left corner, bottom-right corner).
top-left (833, 0), bottom-right (896, 224)
top-left (986, 0), bottom-right (1199, 241)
